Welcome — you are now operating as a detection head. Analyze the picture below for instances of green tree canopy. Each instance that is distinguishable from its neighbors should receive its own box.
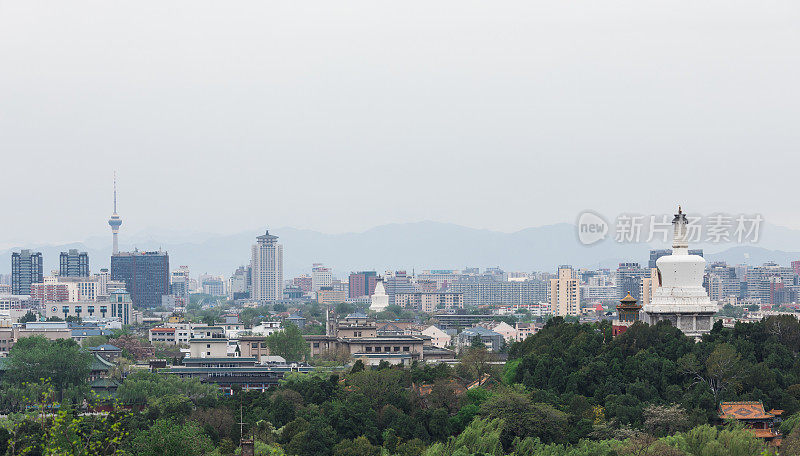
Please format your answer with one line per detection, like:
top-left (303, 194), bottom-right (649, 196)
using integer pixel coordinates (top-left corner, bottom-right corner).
top-left (116, 371), bottom-right (218, 405)
top-left (128, 418), bottom-right (213, 456)
top-left (4, 336), bottom-right (92, 396)
top-left (266, 323), bottom-right (310, 362)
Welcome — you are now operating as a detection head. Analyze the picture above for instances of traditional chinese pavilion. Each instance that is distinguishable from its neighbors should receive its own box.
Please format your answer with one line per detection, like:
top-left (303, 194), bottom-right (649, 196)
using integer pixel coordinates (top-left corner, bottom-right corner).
top-left (612, 292), bottom-right (642, 336)
top-left (718, 401), bottom-right (783, 446)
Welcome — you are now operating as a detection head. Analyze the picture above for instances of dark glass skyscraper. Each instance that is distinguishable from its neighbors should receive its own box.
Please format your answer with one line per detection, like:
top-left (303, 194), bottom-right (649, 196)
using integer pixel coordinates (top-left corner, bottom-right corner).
top-left (111, 250), bottom-right (169, 308)
top-left (59, 249), bottom-right (89, 277)
top-left (12, 250), bottom-right (43, 295)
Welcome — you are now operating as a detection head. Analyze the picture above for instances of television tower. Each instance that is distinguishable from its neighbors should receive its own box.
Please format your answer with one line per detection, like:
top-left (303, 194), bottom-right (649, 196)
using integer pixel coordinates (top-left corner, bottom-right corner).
top-left (108, 173), bottom-right (123, 254)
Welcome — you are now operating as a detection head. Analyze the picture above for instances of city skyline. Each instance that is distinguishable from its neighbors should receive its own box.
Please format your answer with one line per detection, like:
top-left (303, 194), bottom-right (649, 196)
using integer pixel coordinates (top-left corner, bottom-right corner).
top-left (1, 1), bottom-right (798, 452)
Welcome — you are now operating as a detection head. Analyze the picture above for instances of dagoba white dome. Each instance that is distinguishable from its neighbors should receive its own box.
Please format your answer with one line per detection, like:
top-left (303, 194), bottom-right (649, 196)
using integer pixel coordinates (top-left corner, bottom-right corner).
top-left (643, 207), bottom-right (717, 338)
top-left (370, 278), bottom-right (389, 312)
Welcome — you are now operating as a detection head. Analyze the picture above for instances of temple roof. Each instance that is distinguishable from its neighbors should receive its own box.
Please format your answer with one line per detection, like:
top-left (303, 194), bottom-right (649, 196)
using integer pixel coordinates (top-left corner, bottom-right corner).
top-left (719, 401), bottom-right (776, 420)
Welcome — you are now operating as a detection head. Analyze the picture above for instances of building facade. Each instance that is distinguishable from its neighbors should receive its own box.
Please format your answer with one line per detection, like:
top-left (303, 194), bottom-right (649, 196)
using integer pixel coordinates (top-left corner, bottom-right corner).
top-left (616, 263), bottom-right (649, 301)
top-left (12, 250), bottom-right (43, 296)
top-left (59, 249), bottom-right (90, 277)
top-left (394, 292), bottom-right (464, 312)
top-left (447, 280), bottom-right (548, 308)
top-left (311, 263), bottom-right (333, 292)
top-left (550, 266), bottom-right (580, 317)
top-left (251, 231), bottom-right (284, 302)
top-left (111, 250), bottom-right (170, 308)
top-left (348, 271), bottom-right (377, 298)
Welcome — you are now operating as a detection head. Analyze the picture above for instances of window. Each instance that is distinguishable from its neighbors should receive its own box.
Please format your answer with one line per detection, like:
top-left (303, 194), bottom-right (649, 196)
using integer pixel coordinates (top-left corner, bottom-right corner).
top-left (403, 346), bottom-right (410, 352)
top-left (366, 346), bottom-right (372, 352)
top-left (261, 342), bottom-right (267, 348)
top-left (206, 344), bottom-right (211, 349)
top-left (252, 343), bottom-right (258, 349)
top-left (313, 343), bottom-right (320, 348)
top-left (375, 347), bottom-right (381, 352)
top-left (394, 346), bottom-right (400, 352)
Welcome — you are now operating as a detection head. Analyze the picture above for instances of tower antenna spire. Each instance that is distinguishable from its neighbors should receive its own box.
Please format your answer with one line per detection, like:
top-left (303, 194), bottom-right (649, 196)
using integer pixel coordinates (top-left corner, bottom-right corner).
top-left (108, 172), bottom-right (123, 254)
top-left (113, 171), bottom-right (118, 214)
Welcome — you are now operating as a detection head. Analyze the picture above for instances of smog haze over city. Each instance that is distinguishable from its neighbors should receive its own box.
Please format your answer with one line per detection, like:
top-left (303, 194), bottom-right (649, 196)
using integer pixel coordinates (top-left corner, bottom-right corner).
top-left (2, 1), bottom-right (799, 246)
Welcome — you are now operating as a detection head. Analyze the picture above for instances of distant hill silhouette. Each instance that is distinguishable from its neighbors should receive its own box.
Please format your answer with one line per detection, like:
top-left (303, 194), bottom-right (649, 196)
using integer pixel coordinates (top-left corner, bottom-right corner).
top-left (2, 221), bottom-right (800, 279)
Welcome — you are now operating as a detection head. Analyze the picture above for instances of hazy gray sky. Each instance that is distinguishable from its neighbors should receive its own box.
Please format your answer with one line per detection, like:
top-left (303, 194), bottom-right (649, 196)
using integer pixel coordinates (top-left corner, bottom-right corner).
top-left (1, 0), bottom-right (798, 245)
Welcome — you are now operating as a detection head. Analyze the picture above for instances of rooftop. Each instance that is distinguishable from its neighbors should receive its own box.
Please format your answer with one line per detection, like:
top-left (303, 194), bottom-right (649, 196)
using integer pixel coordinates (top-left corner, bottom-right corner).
top-left (182, 357), bottom-right (257, 364)
top-left (460, 326), bottom-right (502, 337)
top-left (88, 344), bottom-right (121, 352)
top-left (719, 401), bottom-right (777, 420)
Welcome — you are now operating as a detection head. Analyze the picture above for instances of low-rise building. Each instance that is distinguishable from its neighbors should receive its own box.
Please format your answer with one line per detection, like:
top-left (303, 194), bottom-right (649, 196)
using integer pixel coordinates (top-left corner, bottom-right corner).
top-left (189, 338), bottom-right (228, 358)
top-left (480, 321), bottom-right (516, 343)
top-left (421, 325), bottom-right (451, 348)
top-left (717, 401), bottom-right (783, 445)
top-left (515, 322), bottom-right (538, 342)
top-left (238, 336), bottom-right (271, 362)
top-left (346, 335), bottom-right (426, 366)
top-left (334, 313), bottom-right (377, 338)
top-left (165, 358), bottom-right (313, 395)
top-left (149, 327), bottom-right (176, 344)
top-left (455, 327), bottom-right (504, 352)
top-left (89, 344), bottom-right (122, 362)
top-left (71, 327), bottom-right (112, 344)
top-left (317, 287), bottom-right (347, 304)
top-left (251, 321), bottom-right (282, 336)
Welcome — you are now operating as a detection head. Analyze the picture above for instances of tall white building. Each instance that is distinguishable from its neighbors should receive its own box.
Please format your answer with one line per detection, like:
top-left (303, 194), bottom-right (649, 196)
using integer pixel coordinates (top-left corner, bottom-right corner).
top-left (311, 263), bottom-right (333, 292)
top-left (642, 207), bottom-right (717, 338)
top-left (550, 265), bottom-right (580, 317)
top-left (170, 266), bottom-right (191, 299)
top-left (251, 231), bottom-right (284, 302)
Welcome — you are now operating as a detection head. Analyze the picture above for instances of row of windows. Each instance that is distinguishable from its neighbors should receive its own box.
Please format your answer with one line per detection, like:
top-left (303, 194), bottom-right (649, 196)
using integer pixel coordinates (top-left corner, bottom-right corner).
top-left (364, 346), bottom-right (411, 353)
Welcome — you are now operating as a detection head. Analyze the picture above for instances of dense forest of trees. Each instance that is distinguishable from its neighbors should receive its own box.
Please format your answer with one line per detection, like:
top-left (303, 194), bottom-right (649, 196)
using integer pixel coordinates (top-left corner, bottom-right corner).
top-left (3, 316), bottom-right (800, 455)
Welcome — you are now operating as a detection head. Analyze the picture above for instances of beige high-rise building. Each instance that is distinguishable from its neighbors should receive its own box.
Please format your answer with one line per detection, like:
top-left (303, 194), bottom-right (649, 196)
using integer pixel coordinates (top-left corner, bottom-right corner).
top-left (640, 267), bottom-right (661, 307)
top-left (550, 266), bottom-right (580, 317)
top-left (251, 230), bottom-right (284, 303)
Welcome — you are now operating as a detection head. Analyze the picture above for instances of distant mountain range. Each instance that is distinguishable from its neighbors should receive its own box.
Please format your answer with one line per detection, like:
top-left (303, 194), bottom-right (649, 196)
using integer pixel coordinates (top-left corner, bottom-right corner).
top-left (2, 221), bottom-right (800, 279)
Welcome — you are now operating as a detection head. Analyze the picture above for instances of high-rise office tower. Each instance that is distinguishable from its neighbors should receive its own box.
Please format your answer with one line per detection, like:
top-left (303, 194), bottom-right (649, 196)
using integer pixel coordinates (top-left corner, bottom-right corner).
top-left (616, 262), bottom-right (649, 300)
top-left (550, 265), bottom-right (580, 317)
top-left (95, 268), bottom-right (111, 296)
top-left (111, 250), bottom-right (169, 308)
top-left (107, 174), bottom-right (123, 254)
top-left (251, 230), bottom-right (284, 302)
top-left (12, 250), bottom-right (43, 296)
top-left (348, 271), bottom-right (378, 298)
top-left (229, 266), bottom-right (250, 299)
top-left (311, 263), bottom-right (333, 292)
top-left (384, 270), bottom-right (414, 305)
top-left (170, 266), bottom-right (191, 300)
top-left (59, 249), bottom-right (90, 277)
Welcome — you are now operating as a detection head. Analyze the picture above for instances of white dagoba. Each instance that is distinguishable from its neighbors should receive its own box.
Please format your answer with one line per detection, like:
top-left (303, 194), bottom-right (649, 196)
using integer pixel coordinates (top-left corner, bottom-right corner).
top-left (370, 278), bottom-right (390, 312)
top-left (642, 207), bottom-right (717, 338)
